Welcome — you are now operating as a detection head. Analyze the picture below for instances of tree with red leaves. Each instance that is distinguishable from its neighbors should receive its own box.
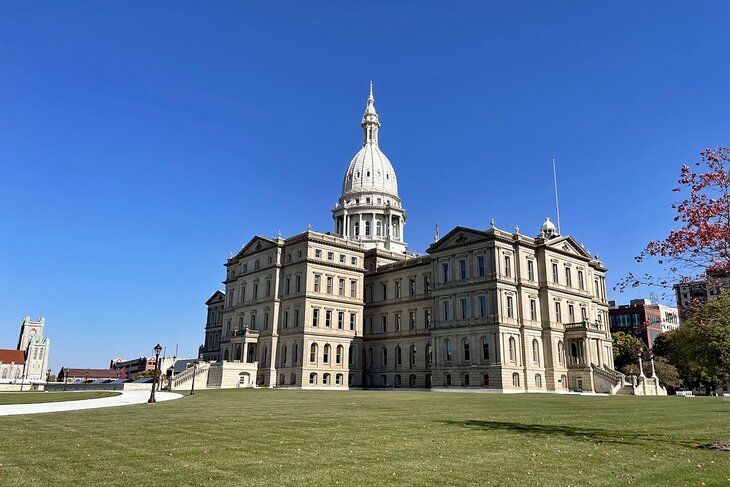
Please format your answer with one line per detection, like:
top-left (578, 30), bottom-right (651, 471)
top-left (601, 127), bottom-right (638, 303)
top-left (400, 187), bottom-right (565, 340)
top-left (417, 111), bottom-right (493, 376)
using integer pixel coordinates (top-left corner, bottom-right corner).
top-left (619, 147), bottom-right (730, 291)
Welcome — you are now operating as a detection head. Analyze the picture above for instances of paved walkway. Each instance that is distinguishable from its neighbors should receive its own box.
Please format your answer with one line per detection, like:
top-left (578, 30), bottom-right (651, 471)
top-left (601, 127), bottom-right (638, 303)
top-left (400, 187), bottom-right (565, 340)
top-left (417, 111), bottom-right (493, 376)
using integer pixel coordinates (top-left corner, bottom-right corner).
top-left (0, 390), bottom-right (182, 416)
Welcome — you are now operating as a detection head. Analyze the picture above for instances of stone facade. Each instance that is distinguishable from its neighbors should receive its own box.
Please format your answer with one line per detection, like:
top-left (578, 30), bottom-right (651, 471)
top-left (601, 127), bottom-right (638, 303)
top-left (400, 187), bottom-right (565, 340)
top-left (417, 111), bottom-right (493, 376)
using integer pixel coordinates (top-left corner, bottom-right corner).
top-left (198, 84), bottom-right (653, 394)
top-left (0, 317), bottom-right (50, 383)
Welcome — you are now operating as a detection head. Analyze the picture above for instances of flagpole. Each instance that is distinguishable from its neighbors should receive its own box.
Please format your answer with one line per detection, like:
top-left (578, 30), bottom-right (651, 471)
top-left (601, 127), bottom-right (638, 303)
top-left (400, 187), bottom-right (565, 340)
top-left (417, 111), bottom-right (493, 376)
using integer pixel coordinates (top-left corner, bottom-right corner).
top-left (553, 157), bottom-right (562, 235)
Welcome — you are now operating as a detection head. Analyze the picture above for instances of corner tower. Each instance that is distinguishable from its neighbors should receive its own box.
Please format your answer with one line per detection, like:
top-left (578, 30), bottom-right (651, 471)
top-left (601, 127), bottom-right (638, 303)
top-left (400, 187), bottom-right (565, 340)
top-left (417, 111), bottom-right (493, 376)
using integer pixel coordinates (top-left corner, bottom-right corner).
top-left (332, 83), bottom-right (407, 253)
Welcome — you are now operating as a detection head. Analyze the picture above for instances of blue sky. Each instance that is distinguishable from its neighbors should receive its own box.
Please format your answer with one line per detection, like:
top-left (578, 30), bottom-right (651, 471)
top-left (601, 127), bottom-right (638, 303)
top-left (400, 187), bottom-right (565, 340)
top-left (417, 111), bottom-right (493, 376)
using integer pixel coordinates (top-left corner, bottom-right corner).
top-left (1, 2), bottom-right (729, 371)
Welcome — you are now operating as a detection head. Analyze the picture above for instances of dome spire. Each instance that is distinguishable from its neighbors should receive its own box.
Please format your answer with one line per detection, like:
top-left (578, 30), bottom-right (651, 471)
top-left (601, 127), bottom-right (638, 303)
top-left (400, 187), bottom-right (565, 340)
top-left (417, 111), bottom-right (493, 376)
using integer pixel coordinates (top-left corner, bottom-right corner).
top-left (362, 81), bottom-right (380, 146)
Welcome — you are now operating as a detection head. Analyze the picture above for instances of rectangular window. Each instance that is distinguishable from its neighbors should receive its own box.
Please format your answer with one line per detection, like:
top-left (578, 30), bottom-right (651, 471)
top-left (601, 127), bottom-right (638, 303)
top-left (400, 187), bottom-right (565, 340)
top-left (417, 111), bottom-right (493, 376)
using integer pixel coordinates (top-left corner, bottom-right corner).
top-left (266, 280), bottom-right (271, 296)
top-left (313, 308), bottom-right (319, 327)
top-left (555, 302), bottom-right (562, 323)
top-left (338, 311), bottom-right (344, 329)
top-left (285, 278), bottom-right (290, 295)
top-left (350, 313), bottom-right (356, 331)
top-left (530, 299), bottom-right (537, 321)
top-left (409, 279), bottom-right (416, 296)
top-left (461, 298), bottom-right (468, 320)
top-left (350, 280), bottom-right (357, 298)
top-left (459, 259), bottom-right (467, 280)
top-left (314, 275), bottom-right (321, 292)
top-left (479, 296), bottom-right (487, 318)
top-left (565, 267), bottom-right (572, 287)
top-left (478, 255), bottom-right (485, 277)
top-left (504, 256), bottom-right (511, 277)
top-left (382, 283), bottom-right (387, 300)
top-left (339, 254), bottom-right (345, 263)
top-left (568, 304), bottom-right (575, 322)
top-left (339, 278), bottom-right (345, 296)
top-left (325, 310), bottom-right (332, 327)
top-left (295, 275), bottom-right (301, 293)
top-left (327, 277), bottom-right (333, 294)
top-left (409, 311), bottom-right (416, 330)
top-left (294, 309), bottom-right (299, 327)
top-left (442, 263), bottom-right (449, 283)
top-left (443, 301), bottom-right (451, 321)
top-left (553, 263), bottom-right (559, 284)
top-left (578, 270), bottom-right (585, 290)
top-left (424, 275), bottom-right (431, 292)
top-left (381, 316), bottom-right (387, 333)
top-left (527, 260), bottom-right (535, 281)
top-left (315, 249), bottom-right (321, 258)
top-left (351, 256), bottom-right (357, 265)
top-left (284, 311), bottom-right (289, 329)
top-left (327, 252), bottom-right (334, 261)
top-left (395, 313), bottom-right (401, 331)
top-left (506, 296), bottom-right (513, 318)
top-left (425, 309), bottom-right (432, 328)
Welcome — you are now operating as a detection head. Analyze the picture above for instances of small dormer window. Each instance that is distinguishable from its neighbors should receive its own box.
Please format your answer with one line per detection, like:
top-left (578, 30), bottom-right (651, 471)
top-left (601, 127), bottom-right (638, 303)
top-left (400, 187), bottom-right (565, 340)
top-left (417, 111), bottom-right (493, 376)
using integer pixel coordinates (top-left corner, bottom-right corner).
top-left (356, 171), bottom-right (360, 178)
top-left (386, 173), bottom-right (389, 179)
top-left (366, 197), bottom-right (371, 204)
top-left (367, 171), bottom-right (370, 177)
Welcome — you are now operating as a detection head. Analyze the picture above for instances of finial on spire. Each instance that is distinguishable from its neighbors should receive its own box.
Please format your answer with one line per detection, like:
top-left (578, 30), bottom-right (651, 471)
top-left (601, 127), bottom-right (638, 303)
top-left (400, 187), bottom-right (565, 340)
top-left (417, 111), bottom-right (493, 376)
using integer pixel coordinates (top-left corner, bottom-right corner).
top-left (369, 80), bottom-right (374, 102)
top-left (362, 81), bottom-right (380, 145)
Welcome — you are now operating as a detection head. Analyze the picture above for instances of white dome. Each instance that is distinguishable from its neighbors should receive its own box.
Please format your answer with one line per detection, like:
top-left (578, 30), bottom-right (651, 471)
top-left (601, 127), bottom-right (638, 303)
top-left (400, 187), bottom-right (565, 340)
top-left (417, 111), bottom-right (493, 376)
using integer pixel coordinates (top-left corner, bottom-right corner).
top-left (341, 144), bottom-right (399, 198)
top-left (541, 217), bottom-right (556, 233)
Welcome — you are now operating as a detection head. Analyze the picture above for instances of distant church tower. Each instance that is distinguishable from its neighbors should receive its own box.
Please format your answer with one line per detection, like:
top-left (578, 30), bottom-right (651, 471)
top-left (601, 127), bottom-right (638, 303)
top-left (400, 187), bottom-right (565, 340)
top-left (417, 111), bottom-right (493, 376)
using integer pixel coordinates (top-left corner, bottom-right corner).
top-left (16, 317), bottom-right (50, 381)
top-left (332, 82), bottom-right (408, 254)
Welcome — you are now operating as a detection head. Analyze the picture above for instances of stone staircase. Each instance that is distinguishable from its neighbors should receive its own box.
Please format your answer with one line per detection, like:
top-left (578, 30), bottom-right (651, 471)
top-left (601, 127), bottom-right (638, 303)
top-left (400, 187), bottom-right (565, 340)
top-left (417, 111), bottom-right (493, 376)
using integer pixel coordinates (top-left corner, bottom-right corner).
top-left (591, 364), bottom-right (630, 395)
top-left (171, 362), bottom-right (210, 390)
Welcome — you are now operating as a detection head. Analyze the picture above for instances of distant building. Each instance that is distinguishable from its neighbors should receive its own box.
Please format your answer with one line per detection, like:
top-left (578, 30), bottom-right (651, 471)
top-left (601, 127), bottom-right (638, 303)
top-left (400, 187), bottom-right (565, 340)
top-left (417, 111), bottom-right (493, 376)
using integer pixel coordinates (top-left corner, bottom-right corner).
top-left (674, 274), bottom-right (730, 318)
top-left (608, 299), bottom-right (679, 348)
top-left (0, 316), bottom-right (50, 382)
top-left (110, 357), bottom-right (155, 377)
top-left (200, 290), bottom-right (225, 361)
top-left (57, 368), bottom-right (121, 383)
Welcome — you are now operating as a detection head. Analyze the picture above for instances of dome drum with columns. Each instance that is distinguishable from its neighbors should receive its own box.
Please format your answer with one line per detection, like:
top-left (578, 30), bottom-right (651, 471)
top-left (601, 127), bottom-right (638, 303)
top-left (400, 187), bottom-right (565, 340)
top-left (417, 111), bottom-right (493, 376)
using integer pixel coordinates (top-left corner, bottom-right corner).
top-left (333, 83), bottom-right (407, 254)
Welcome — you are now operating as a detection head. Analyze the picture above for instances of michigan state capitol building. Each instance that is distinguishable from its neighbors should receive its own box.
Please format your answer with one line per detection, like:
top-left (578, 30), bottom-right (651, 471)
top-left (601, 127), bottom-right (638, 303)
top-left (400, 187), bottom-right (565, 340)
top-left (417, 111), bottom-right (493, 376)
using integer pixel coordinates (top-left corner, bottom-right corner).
top-left (189, 84), bottom-right (661, 395)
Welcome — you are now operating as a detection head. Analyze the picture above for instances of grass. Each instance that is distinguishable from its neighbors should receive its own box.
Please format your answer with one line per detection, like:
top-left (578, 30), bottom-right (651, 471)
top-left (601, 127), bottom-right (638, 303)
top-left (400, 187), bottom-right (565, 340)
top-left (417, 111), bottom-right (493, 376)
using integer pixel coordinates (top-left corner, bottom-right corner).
top-left (0, 389), bottom-right (728, 486)
top-left (0, 391), bottom-right (120, 405)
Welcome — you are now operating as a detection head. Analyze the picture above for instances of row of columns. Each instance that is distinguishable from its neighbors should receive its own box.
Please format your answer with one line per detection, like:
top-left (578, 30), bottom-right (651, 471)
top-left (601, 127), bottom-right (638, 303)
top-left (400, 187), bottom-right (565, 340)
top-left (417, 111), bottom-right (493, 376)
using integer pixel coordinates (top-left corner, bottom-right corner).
top-left (336, 210), bottom-right (403, 242)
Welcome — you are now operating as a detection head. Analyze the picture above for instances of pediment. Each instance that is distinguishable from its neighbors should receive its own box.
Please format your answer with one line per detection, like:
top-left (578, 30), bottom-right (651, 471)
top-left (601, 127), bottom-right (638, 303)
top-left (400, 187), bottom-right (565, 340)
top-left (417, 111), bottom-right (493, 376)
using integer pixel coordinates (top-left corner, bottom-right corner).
top-left (427, 226), bottom-right (489, 253)
top-left (205, 290), bottom-right (225, 305)
top-left (545, 236), bottom-right (592, 259)
top-left (234, 236), bottom-right (278, 259)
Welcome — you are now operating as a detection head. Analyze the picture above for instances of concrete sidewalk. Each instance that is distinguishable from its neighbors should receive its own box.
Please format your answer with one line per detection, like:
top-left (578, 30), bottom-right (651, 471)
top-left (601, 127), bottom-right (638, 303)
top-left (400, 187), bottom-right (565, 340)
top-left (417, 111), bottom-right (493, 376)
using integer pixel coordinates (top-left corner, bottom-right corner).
top-left (0, 390), bottom-right (182, 416)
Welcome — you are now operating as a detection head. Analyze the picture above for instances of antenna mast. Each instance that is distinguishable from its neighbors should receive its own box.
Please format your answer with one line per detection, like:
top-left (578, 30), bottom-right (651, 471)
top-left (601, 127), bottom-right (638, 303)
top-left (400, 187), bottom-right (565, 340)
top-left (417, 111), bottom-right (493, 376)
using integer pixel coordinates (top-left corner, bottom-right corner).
top-left (552, 157), bottom-right (562, 235)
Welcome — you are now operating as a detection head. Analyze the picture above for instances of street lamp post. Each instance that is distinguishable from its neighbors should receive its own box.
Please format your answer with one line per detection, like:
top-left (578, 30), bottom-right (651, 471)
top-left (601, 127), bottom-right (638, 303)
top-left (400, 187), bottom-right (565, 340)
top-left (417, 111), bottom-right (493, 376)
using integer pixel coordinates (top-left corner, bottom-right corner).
top-left (84, 371), bottom-right (89, 390)
top-left (63, 368), bottom-right (67, 391)
top-left (190, 361), bottom-right (198, 396)
top-left (147, 343), bottom-right (163, 404)
top-left (46, 368), bottom-right (52, 383)
top-left (19, 374), bottom-right (25, 392)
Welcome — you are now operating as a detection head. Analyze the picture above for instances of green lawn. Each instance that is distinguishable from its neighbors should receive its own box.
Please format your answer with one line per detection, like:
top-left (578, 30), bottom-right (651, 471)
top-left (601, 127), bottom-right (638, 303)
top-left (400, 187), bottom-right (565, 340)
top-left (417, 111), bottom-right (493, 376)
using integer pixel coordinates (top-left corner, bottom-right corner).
top-left (0, 391), bottom-right (120, 405)
top-left (0, 390), bottom-right (727, 486)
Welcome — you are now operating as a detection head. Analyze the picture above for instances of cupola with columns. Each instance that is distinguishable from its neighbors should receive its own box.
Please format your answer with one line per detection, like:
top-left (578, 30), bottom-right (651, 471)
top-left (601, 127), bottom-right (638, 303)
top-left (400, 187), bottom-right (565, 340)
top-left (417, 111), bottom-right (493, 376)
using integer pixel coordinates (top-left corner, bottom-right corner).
top-left (332, 82), bottom-right (407, 253)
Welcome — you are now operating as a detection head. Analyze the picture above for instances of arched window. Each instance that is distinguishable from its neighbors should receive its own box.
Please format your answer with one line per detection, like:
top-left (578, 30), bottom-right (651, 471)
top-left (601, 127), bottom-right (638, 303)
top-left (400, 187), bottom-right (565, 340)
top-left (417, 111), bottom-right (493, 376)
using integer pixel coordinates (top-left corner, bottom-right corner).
top-left (395, 346), bottom-right (402, 366)
top-left (508, 337), bottom-right (516, 362)
top-left (463, 338), bottom-right (470, 362)
top-left (512, 373), bottom-right (520, 387)
top-left (409, 345), bottom-right (416, 368)
top-left (235, 345), bottom-right (242, 361)
top-left (557, 341), bottom-right (564, 363)
top-left (336, 373), bottom-right (343, 385)
top-left (224, 349), bottom-right (229, 360)
top-left (365, 221), bottom-right (371, 236)
top-left (381, 374), bottom-right (387, 386)
top-left (482, 337), bottom-right (490, 362)
top-left (532, 339), bottom-right (540, 363)
top-left (323, 344), bottom-right (331, 363)
top-left (309, 373), bottom-right (317, 385)
top-left (394, 374), bottom-right (401, 387)
top-left (409, 374), bottom-right (416, 387)
top-left (354, 222), bottom-right (360, 237)
top-left (323, 373), bottom-right (331, 385)
top-left (445, 339), bottom-right (452, 362)
top-left (535, 374), bottom-right (542, 387)
top-left (336, 345), bottom-right (343, 364)
top-left (381, 346), bottom-right (388, 366)
top-left (310, 343), bottom-right (318, 363)
top-left (426, 343), bottom-right (432, 365)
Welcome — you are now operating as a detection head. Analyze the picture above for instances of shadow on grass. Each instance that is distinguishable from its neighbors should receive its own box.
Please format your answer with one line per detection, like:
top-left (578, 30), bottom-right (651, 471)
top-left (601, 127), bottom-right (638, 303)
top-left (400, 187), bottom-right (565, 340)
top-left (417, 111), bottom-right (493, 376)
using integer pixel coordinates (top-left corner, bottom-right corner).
top-left (441, 420), bottom-right (682, 447)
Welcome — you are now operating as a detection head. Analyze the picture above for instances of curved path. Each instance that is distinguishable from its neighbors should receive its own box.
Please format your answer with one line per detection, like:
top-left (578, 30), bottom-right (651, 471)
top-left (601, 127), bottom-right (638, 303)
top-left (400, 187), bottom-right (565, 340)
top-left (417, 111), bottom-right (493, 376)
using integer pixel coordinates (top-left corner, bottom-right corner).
top-left (0, 390), bottom-right (182, 416)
